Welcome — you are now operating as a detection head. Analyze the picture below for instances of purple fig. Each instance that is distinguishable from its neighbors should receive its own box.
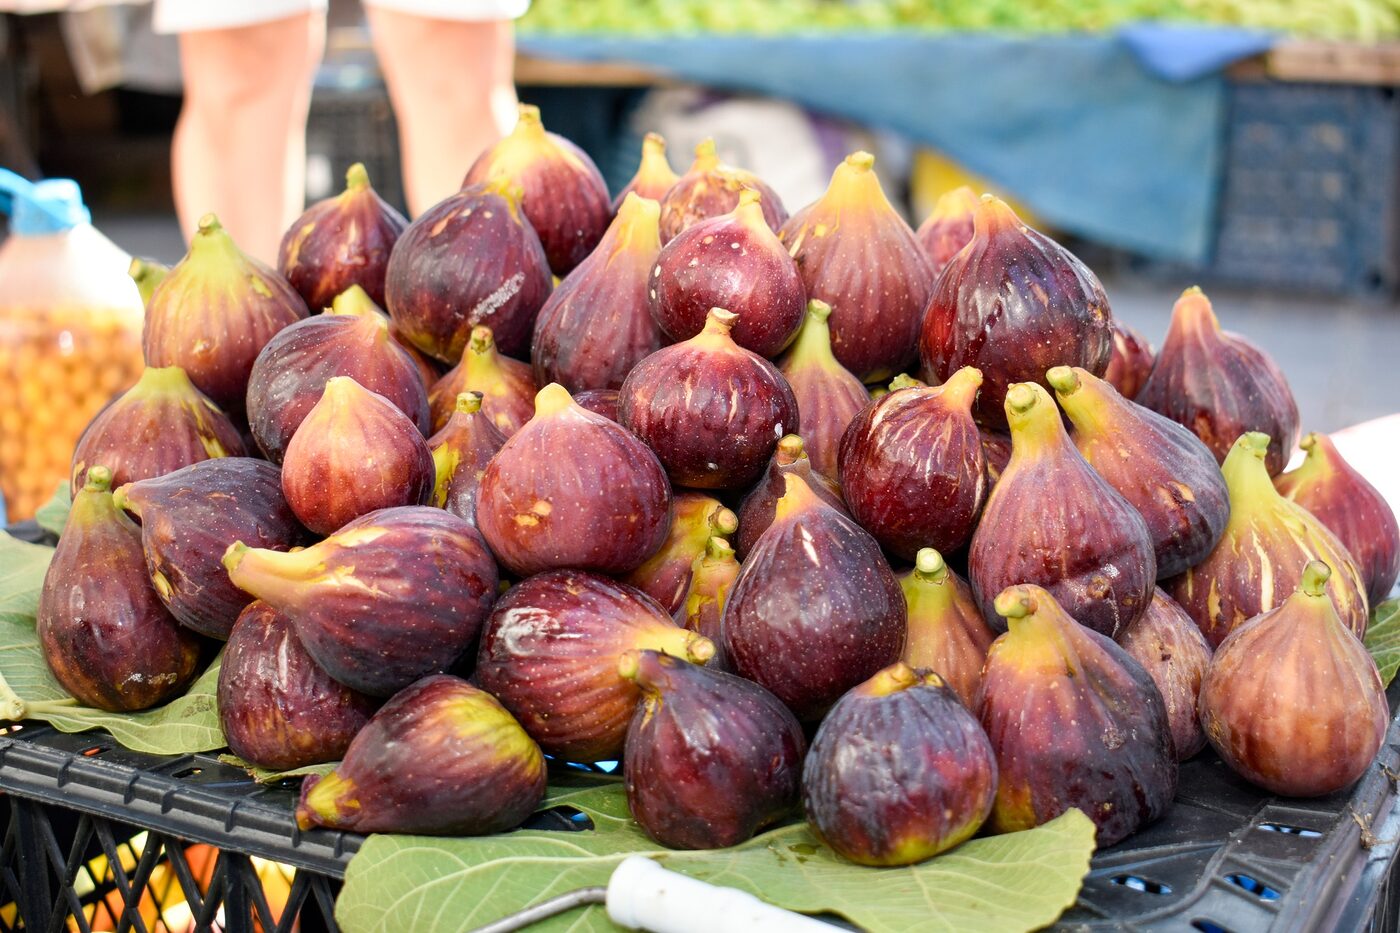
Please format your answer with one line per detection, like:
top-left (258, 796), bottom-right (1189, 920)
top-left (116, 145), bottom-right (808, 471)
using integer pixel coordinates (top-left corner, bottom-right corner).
top-left (734, 434), bottom-right (845, 560)
top-left (614, 132), bottom-right (679, 208)
top-left (1104, 319), bottom-right (1155, 401)
top-left (329, 285), bottom-right (442, 391)
top-left (915, 185), bottom-right (978, 279)
top-left (899, 549), bottom-right (995, 709)
top-left (429, 325), bottom-right (537, 436)
top-left (1118, 589), bottom-right (1212, 760)
top-left (428, 392), bottom-right (506, 526)
top-left (128, 256), bottom-right (169, 307)
top-left (677, 535), bottom-right (740, 668)
top-left (776, 299), bottom-right (869, 479)
top-left (573, 388), bottom-right (620, 422)
top-left (980, 428), bottom-right (1012, 490)
top-left (622, 492), bottom-right (738, 614)
top-left (659, 137), bottom-right (787, 244)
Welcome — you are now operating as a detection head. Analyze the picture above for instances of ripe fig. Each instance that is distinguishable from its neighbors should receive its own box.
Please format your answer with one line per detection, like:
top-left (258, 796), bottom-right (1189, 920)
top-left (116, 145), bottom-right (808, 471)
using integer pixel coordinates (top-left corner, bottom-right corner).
top-left (1199, 561), bottom-right (1387, 796)
top-left (296, 674), bottom-right (545, 835)
top-left (899, 549), bottom-right (994, 709)
top-left (614, 132), bottom-right (679, 208)
top-left (463, 104), bottom-right (613, 276)
top-left (128, 257), bottom-right (169, 307)
top-left (1137, 287), bottom-right (1299, 475)
top-left (1168, 432), bottom-right (1368, 648)
top-left (277, 162), bottom-right (408, 310)
top-left (37, 468), bottom-right (201, 712)
top-left (1275, 432), bottom-right (1399, 606)
top-left (531, 192), bottom-right (665, 392)
top-left (621, 492), bottom-right (738, 614)
top-left (429, 325), bottom-right (536, 436)
top-left (969, 383), bottom-right (1156, 638)
top-left (919, 196), bottom-right (1112, 429)
top-left (477, 383), bottom-right (671, 577)
top-left (734, 434), bottom-right (845, 559)
top-left (573, 388), bottom-right (619, 422)
top-left (428, 392), bottom-right (506, 525)
top-left (915, 185), bottom-right (978, 279)
top-left (279, 377), bottom-right (434, 535)
top-left (678, 536), bottom-right (740, 667)
top-left (144, 214), bottom-right (309, 415)
top-left (224, 506), bottom-right (498, 696)
top-left (71, 365), bottom-right (245, 491)
top-left (1104, 319), bottom-right (1155, 401)
top-left (658, 137), bottom-right (787, 244)
top-left (980, 429), bottom-right (1012, 490)
top-left (218, 600), bottom-right (377, 770)
top-left (776, 299), bottom-right (869, 479)
top-left (838, 366), bottom-right (987, 560)
top-left (328, 285), bottom-right (442, 391)
top-left (385, 179), bottom-right (552, 363)
top-left (1046, 365), bottom-right (1229, 579)
top-left (804, 663), bottom-right (996, 866)
top-left (621, 650), bottom-right (805, 849)
top-left (476, 570), bottom-right (714, 762)
top-left (1118, 589), bottom-right (1212, 761)
top-left (620, 308), bottom-right (799, 490)
top-left (782, 152), bottom-right (936, 381)
top-left (725, 473), bottom-right (905, 721)
top-left (113, 458), bottom-right (304, 639)
top-left (979, 584), bottom-right (1177, 846)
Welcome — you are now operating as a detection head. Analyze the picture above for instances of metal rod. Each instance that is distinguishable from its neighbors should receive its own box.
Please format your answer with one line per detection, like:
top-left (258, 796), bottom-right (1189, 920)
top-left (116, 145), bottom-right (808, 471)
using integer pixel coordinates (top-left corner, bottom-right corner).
top-left (467, 887), bottom-right (609, 933)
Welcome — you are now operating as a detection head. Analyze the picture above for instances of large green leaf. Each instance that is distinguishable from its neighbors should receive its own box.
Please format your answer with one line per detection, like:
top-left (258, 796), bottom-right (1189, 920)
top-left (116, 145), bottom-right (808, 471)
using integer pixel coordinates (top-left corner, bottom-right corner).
top-left (1366, 598), bottom-right (1400, 687)
top-left (34, 482), bottom-right (71, 538)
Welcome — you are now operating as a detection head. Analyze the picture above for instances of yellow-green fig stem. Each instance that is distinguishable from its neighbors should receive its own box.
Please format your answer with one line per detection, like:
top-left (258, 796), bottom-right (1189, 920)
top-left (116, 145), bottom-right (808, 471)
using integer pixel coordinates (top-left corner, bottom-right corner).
top-left (1300, 560), bottom-right (1332, 598)
top-left (939, 366), bottom-right (983, 409)
top-left (533, 382), bottom-right (575, 418)
top-left (733, 188), bottom-right (768, 231)
top-left (610, 193), bottom-right (662, 255)
top-left (328, 284), bottom-right (384, 318)
top-left (128, 257), bottom-right (169, 305)
top-left (773, 471), bottom-right (823, 523)
top-left (857, 661), bottom-right (923, 697)
top-left (691, 137), bottom-right (720, 172)
top-left (972, 195), bottom-right (1025, 239)
top-left (775, 434), bottom-right (807, 465)
top-left (1003, 382), bottom-right (1066, 453)
top-left (455, 392), bottom-right (484, 415)
top-left (913, 547), bottom-right (946, 583)
top-left (711, 506), bottom-right (739, 538)
top-left (888, 373), bottom-right (924, 392)
top-left (637, 132), bottom-right (678, 189)
top-left (345, 162), bottom-right (371, 191)
top-left (819, 149), bottom-right (896, 215)
top-left (1220, 431), bottom-right (1277, 516)
top-left (84, 465), bottom-right (113, 494)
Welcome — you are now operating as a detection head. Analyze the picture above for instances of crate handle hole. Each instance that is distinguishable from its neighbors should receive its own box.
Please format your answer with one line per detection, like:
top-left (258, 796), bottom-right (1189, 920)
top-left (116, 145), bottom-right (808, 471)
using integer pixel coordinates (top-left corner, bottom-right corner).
top-left (1192, 921), bottom-right (1236, 933)
top-left (1109, 874), bottom-right (1173, 895)
top-left (1258, 822), bottom-right (1321, 838)
top-left (1225, 873), bottom-right (1281, 901)
top-left (81, 745), bottom-right (106, 757)
top-left (173, 766), bottom-right (203, 778)
top-left (0, 723), bottom-right (24, 735)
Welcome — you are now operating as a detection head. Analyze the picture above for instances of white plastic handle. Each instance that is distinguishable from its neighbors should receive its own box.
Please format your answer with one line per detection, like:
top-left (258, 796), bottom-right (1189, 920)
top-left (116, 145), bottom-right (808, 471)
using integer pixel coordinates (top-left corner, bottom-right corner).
top-left (605, 855), bottom-right (833, 933)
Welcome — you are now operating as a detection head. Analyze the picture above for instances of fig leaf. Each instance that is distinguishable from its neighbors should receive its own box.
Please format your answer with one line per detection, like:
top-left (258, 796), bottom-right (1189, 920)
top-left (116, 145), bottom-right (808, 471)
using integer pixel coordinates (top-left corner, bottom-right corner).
top-left (34, 482), bottom-right (71, 538)
top-left (1365, 598), bottom-right (1400, 687)
top-left (219, 754), bottom-right (339, 785)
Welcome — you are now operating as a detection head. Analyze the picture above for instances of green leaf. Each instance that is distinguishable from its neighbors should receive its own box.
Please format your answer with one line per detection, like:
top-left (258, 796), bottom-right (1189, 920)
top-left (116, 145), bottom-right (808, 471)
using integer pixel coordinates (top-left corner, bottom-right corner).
top-left (1366, 598), bottom-right (1400, 687)
top-left (219, 755), bottom-right (339, 785)
top-left (336, 783), bottom-right (1095, 933)
top-left (34, 482), bottom-right (71, 538)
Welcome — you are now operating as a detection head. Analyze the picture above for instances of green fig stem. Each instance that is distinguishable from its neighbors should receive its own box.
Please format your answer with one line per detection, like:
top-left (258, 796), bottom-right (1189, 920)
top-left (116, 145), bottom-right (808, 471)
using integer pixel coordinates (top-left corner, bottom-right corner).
top-left (1004, 382), bottom-right (1067, 454)
top-left (1301, 560), bottom-right (1332, 597)
top-left (845, 151), bottom-right (876, 173)
top-left (1045, 366), bottom-right (1080, 397)
top-left (939, 366), bottom-right (983, 410)
top-left (111, 484), bottom-right (138, 517)
top-left (780, 300), bottom-right (841, 372)
top-left (692, 137), bottom-right (720, 172)
top-left (84, 465), bottom-right (113, 494)
top-left (1279, 433), bottom-right (1334, 490)
top-left (733, 188), bottom-right (768, 230)
top-left (704, 536), bottom-right (735, 561)
top-left (972, 195), bottom-right (1024, 240)
top-left (775, 434), bottom-right (806, 465)
top-left (0, 669), bottom-right (29, 721)
top-left (455, 392), bottom-right (484, 415)
top-left (128, 257), bottom-right (169, 305)
top-left (514, 103), bottom-right (544, 134)
top-left (469, 326), bottom-right (496, 356)
top-left (861, 662), bottom-right (920, 697)
top-left (994, 585), bottom-right (1038, 620)
top-left (345, 162), bottom-right (370, 191)
top-left (711, 507), bottom-right (739, 538)
top-left (611, 193), bottom-right (662, 255)
top-left (1221, 432), bottom-right (1277, 516)
top-left (700, 308), bottom-right (739, 338)
top-left (130, 365), bottom-right (199, 399)
top-left (823, 150), bottom-right (894, 214)
top-left (534, 383), bottom-right (575, 418)
top-left (913, 547), bottom-right (947, 584)
top-left (888, 373), bottom-right (922, 392)
top-left (196, 213), bottom-right (222, 236)
top-left (617, 650), bottom-right (642, 682)
top-left (637, 133), bottom-right (678, 188)
top-left (328, 285), bottom-right (383, 318)
top-left (774, 472), bottom-right (822, 522)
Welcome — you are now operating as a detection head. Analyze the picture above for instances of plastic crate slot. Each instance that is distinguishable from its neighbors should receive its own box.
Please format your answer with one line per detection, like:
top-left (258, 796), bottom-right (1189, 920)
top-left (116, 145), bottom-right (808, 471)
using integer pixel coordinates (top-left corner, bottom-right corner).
top-left (1225, 873), bottom-right (1282, 901)
top-left (1109, 874), bottom-right (1173, 895)
top-left (1192, 920), bottom-right (1236, 933)
top-left (81, 745), bottom-right (105, 757)
top-left (1258, 822), bottom-right (1323, 838)
top-left (0, 723), bottom-right (23, 735)
top-left (173, 766), bottom-right (202, 779)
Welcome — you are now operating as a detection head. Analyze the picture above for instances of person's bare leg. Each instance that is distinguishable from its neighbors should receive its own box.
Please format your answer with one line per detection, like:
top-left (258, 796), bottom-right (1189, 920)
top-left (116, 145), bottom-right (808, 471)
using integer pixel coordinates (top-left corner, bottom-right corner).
top-left (172, 14), bottom-right (324, 262)
top-left (367, 8), bottom-right (517, 216)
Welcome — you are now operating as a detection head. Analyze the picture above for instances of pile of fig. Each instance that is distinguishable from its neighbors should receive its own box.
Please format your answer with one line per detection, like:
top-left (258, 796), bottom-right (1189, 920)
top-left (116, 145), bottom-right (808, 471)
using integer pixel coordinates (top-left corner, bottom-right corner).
top-left (30, 113), bottom-right (1398, 863)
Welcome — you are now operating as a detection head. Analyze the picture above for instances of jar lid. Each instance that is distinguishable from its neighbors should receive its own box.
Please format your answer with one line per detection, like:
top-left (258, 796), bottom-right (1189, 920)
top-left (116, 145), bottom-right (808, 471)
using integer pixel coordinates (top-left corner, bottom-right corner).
top-left (0, 168), bottom-right (91, 235)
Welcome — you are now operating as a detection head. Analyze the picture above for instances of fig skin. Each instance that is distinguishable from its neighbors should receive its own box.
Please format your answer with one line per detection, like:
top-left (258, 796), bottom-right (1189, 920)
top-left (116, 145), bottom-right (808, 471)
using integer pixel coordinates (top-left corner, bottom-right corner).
top-left (144, 214), bottom-right (309, 416)
top-left (838, 366), bottom-right (987, 560)
top-left (724, 472), bottom-right (906, 722)
top-left (621, 492), bottom-right (739, 615)
top-left (804, 664), bottom-right (997, 866)
top-left (1199, 561), bottom-right (1388, 797)
top-left (782, 152), bottom-right (936, 382)
top-left (328, 285), bottom-right (442, 391)
top-left (658, 137), bottom-right (788, 244)
top-left (1104, 319), bottom-right (1155, 401)
top-left (677, 536), bottom-right (741, 669)
top-left (573, 388), bottom-right (620, 422)
top-left (224, 506), bottom-right (499, 697)
top-left (978, 583), bottom-right (1177, 846)
top-left (296, 674), bottom-right (546, 835)
top-left (1118, 588), bottom-right (1213, 761)
top-left (477, 383), bottom-right (672, 577)
top-left (463, 104), bottom-right (613, 276)
top-left (776, 299), bottom-right (870, 480)
top-left (429, 325), bottom-right (537, 436)
top-left (71, 365), bottom-right (246, 491)
top-left (614, 132), bottom-right (679, 208)
top-left (969, 382), bottom-right (1157, 639)
top-left (620, 308), bottom-right (800, 490)
top-left (980, 429), bottom-right (1013, 490)
top-left (1137, 287), bottom-right (1299, 476)
top-left (218, 600), bottom-right (377, 770)
top-left (280, 376), bottom-right (434, 535)
top-left (128, 256), bottom-right (169, 307)
top-left (531, 192), bottom-right (666, 392)
top-left (734, 434), bottom-right (846, 560)
top-left (1275, 432), bottom-right (1400, 606)
top-left (385, 179), bottom-right (552, 363)
top-left (476, 570), bottom-right (715, 762)
top-left (915, 185), bottom-right (978, 279)
top-left (1047, 365), bottom-right (1229, 579)
top-left (428, 392), bottom-right (506, 526)
top-left (277, 162), bottom-right (408, 310)
top-left (37, 468), bottom-right (202, 712)
top-left (919, 196), bottom-right (1112, 430)
top-left (113, 458), bottom-right (304, 640)
top-left (1168, 432), bottom-right (1369, 648)
top-left (899, 549), bottom-right (995, 709)
top-left (622, 650), bottom-right (805, 849)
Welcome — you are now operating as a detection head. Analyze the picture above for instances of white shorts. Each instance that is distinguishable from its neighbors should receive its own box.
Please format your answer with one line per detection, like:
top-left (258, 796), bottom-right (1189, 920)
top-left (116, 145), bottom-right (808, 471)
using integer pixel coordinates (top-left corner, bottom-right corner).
top-left (153, 0), bottom-right (529, 34)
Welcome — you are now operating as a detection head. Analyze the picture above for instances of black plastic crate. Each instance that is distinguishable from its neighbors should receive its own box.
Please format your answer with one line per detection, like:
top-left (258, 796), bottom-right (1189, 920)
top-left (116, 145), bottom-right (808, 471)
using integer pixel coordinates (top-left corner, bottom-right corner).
top-left (306, 85), bottom-right (407, 217)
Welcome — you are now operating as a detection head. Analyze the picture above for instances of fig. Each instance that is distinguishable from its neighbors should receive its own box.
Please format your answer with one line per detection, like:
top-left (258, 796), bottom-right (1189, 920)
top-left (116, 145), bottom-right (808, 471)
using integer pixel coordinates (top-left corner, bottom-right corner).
top-left (915, 185), bottom-right (978, 279)
top-left (113, 458), bottom-right (303, 639)
top-left (621, 492), bottom-right (738, 615)
top-left (678, 535), bottom-right (740, 667)
top-left (969, 383), bottom-right (1156, 638)
top-left (899, 549), bottom-right (995, 709)
top-left (804, 663), bottom-right (996, 866)
top-left (725, 473), bottom-right (905, 721)
top-left (1275, 432), bottom-right (1399, 606)
top-left (218, 600), bottom-right (377, 770)
top-left (477, 383), bottom-right (671, 577)
top-left (1199, 561), bottom-right (1388, 796)
top-left (1046, 365), bottom-right (1229, 579)
top-left (328, 285), bottom-right (442, 391)
top-left (573, 388), bottom-right (620, 422)
top-left (619, 308), bottom-right (799, 490)
top-left (385, 178), bottom-right (552, 363)
top-left (71, 365), bottom-right (245, 491)
top-left (429, 325), bottom-right (536, 436)
top-left (463, 104), bottom-right (613, 276)
top-left (531, 192), bottom-right (666, 392)
top-left (1137, 287), bottom-right (1299, 476)
top-left (428, 392), bottom-right (506, 525)
top-left (1168, 432), bottom-right (1369, 648)
top-left (279, 377), bottom-right (434, 535)
top-left (614, 132), bottom-right (679, 208)
top-left (296, 674), bottom-right (545, 835)
top-left (734, 434), bottom-right (846, 560)
top-left (476, 570), bottom-right (714, 762)
top-left (224, 506), bottom-right (499, 696)
top-left (978, 584), bottom-right (1177, 846)
top-left (838, 366), bottom-right (987, 560)
top-left (277, 162), bottom-right (408, 310)
top-left (980, 429), bottom-right (1012, 490)
top-left (776, 299), bottom-right (869, 479)
top-left (128, 257), bottom-right (169, 307)
top-left (919, 196), bottom-right (1112, 429)
top-left (1118, 589), bottom-right (1213, 761)
top-left (37, 467), bottom-right (201, 711)
top-left (658, 137), bottom-right (787, 244)
top-left (782, 152), bottom-right (936, 381)
top-left (621, 650), bottom-right (805, 849)
top-left (1104, 319), bottom-right (1155, 401)
top-left (245, 300), bottom-right (431, 463)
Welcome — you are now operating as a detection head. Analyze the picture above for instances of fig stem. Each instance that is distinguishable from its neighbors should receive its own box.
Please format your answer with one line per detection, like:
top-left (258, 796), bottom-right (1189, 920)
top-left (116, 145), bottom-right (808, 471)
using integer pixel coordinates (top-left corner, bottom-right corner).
top-left (913, 548), bottom-right (947, 582)
top-left (1301, 560), bottom-right (1332, 597)
top-left (611, 192), bottom-right (662, 254)
top-left (779, 300), bottom-right (843, 373)
top-left (533, 383), bottom-right (575, 419)
top-left (617, 650), bottom-right (642, 682)
top-left (468, 326), bottom-right (496, 355)
top-left (515, 103), bottom-right (544, 133)
top-left (1045, 366), bottom-right (1081, 397)
top-left (971, 196), bottom-right (1023, 239)
top-left (345, 162), bottom-right (370, 191)
top-left (111, 485), bottom-right (138, 516)
top-left (1004, 382), bottom-right (1068, 456)
top-left (704, 536), bottom-right (735, 561)
top-left (0, 669), bottom-right (29, 721)
top-left (994, 585), bottom-right (1037, 620)
top-left (711, 507), bottom-right (739, 538)
top-left (687, 632), bottom-right (715, 663)
top-left (844, 151), bottom-right (876, 172)
top-left (692, 137), bottom-right (719, 171)
top-left (85, 465), bottom-right (113, 493)
top-left (888, 373), bottom-right (922, 392)
top-left (939, 366), bottom-right (983, 409)
top-left (701, 308), bottom-right (739, 335)
top-left (775, 434), bottom-right (806, 465)
top-left (774, 472), bottom-right (822, 523)
top-left (862, 662), bottom-right (920, 697)
top-left (455, 392), bottom-right (484, 415)
top-left (1172, 286), bottom-right (1222, 337)
top-left (733, 189), bottom-right (768, 231)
